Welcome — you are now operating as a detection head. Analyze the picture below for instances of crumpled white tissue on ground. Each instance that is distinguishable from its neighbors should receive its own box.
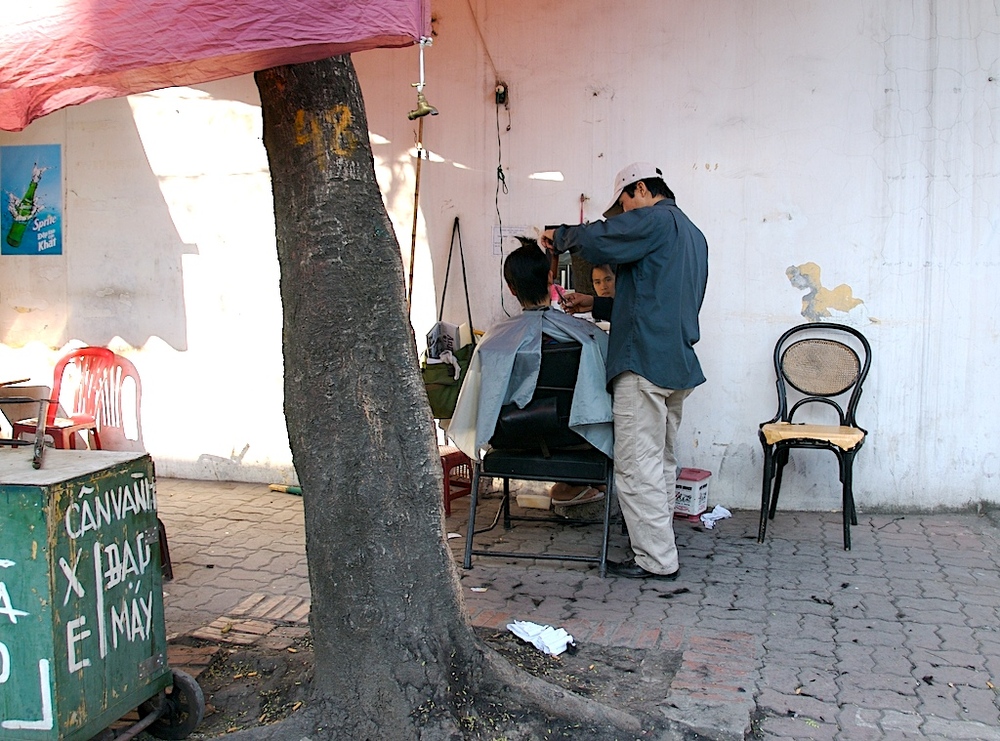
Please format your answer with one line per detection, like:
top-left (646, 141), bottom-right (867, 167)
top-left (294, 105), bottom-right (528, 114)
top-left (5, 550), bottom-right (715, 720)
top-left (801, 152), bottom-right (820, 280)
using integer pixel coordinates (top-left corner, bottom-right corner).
top-left (506, 620), bottom-right (575, 656)
top-left (700, 504), bottom-right (732, 529)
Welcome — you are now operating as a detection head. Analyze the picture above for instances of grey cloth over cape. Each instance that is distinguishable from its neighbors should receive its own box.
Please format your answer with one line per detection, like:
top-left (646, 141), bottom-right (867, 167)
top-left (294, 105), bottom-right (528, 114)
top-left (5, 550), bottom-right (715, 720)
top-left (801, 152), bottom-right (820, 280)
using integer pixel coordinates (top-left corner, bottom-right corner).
top-left (448, 308), bottom-right (614, 462)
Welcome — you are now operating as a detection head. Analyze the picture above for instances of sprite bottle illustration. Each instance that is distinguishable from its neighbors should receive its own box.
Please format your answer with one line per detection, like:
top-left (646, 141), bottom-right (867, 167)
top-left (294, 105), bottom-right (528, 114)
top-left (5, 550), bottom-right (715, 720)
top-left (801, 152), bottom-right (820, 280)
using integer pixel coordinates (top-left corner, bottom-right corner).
top-left (6, 163), bottom-right (46, 248)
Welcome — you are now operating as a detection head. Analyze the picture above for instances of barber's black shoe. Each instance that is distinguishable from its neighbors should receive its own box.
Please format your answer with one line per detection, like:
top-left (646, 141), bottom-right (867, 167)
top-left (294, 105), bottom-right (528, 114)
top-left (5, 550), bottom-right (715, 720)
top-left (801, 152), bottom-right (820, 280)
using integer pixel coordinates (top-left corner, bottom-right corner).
top-left (606, 558), bottom-right (679, 580)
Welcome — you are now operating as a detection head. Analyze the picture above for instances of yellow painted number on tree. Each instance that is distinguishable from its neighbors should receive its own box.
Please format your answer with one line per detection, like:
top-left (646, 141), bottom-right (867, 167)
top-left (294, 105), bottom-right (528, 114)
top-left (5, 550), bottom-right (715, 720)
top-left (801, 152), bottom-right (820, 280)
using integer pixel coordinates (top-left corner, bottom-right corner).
top-left (294, 105), bottom-right (356, 168)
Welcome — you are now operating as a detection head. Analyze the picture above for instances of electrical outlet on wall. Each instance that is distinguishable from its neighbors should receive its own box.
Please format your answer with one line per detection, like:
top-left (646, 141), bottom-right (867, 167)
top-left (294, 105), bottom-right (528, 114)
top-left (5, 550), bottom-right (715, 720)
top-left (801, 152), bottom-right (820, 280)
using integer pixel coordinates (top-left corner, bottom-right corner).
top-left (495, 82), bottom-right (508, 106)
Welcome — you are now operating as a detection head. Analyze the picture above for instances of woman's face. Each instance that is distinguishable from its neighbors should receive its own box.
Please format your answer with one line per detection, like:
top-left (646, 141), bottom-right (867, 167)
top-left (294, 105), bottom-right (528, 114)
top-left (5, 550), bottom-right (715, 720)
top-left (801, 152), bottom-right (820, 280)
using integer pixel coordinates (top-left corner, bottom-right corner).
top-left (592, 266), bottom-right (616, 297)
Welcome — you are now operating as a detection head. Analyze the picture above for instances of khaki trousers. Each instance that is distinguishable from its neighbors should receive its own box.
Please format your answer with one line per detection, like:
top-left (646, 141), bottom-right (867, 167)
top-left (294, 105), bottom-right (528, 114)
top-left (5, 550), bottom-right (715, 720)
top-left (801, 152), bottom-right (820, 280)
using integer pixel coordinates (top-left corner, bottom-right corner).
top-left (612, 372), bottom-right (692, 575)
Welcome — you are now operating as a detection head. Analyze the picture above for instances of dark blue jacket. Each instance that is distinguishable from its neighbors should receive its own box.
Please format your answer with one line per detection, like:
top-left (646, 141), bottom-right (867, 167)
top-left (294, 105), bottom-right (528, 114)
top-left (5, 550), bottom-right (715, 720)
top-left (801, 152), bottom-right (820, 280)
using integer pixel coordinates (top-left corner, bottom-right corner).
top-left (554, 198), bottom-right (708, 390)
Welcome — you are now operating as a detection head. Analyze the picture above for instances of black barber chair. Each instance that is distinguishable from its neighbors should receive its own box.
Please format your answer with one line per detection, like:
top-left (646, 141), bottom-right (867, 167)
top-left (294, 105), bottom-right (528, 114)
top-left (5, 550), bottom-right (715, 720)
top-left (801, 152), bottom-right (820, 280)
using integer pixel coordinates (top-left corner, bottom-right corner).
top-left (462, 339), bottom-right (616, 577)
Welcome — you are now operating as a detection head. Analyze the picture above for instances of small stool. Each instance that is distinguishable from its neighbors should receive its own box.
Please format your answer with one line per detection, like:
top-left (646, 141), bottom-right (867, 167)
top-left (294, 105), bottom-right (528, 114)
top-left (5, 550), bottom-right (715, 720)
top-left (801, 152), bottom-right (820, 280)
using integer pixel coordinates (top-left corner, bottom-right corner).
top-left (440, 445), bottom-right (473, 516)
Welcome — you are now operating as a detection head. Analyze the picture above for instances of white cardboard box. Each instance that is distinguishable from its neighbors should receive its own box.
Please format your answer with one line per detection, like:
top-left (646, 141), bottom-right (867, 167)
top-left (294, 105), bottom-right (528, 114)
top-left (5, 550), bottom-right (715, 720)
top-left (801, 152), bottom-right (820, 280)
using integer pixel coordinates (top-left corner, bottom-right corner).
top-left (675, 468), bottom-right (711, 517)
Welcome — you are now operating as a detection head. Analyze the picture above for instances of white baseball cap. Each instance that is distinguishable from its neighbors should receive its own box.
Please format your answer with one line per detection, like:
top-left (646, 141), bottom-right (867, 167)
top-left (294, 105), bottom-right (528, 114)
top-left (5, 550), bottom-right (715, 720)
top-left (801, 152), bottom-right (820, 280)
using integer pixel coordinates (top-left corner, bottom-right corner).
top-left (603, 162), bottom-right (664, 218)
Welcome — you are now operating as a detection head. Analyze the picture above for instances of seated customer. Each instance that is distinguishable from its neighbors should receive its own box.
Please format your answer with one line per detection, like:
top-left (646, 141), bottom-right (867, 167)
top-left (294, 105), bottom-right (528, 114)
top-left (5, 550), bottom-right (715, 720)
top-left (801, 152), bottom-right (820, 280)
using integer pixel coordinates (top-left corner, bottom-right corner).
top-left (448, 239), bottom-right (613, 476)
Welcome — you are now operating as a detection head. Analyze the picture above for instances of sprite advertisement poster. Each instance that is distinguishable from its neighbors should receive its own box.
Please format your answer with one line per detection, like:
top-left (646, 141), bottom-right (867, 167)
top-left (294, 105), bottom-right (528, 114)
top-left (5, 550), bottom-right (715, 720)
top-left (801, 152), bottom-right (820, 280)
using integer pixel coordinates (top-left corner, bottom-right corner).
top-left (1, 143), bottom-right (63, 256)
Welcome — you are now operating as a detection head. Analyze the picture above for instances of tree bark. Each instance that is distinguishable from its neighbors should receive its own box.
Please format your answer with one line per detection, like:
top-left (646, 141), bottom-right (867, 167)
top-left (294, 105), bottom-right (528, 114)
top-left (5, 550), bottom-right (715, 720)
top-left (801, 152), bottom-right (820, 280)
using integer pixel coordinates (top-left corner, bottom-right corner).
top-left (255, 56), bottom-right (485, 738)
top-left (250, 55), bottom-right (645, 740)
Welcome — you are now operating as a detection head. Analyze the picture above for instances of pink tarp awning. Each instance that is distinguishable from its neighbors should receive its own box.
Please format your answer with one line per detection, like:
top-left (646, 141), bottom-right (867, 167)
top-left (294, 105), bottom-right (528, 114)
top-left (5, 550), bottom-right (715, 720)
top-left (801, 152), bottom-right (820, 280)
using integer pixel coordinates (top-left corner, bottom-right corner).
top-left (0, 1), bottom-right (429, 131)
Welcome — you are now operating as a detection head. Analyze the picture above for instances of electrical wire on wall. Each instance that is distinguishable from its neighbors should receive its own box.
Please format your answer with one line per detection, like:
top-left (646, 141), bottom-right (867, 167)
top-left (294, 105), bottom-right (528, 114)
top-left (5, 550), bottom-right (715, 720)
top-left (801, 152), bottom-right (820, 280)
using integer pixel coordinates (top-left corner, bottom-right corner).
top-left (495, 85), bottom-right (512, 316)
top-left (465, 0), bottom-right (513, 316)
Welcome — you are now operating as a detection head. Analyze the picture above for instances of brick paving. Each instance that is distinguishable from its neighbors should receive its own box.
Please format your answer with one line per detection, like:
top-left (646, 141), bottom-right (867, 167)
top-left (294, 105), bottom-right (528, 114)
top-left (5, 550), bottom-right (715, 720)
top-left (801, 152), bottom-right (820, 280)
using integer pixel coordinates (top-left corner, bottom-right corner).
top-left (156, 479), bottom-right (309, 640)
top-left (156, 478), bottom-right (1000, 740)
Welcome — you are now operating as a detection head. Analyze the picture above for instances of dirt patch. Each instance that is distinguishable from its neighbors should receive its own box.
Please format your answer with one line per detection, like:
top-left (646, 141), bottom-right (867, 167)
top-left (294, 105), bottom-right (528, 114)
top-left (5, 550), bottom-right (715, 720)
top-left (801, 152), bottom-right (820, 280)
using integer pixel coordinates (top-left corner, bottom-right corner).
top-left (180, 635), bottom-right (315, 739)
top-left (474, 626), bottom-right (680, 718)
top-left (459, 627), bottom-right (690, 741)
top-left (148, 628), bottom-right (694, 740)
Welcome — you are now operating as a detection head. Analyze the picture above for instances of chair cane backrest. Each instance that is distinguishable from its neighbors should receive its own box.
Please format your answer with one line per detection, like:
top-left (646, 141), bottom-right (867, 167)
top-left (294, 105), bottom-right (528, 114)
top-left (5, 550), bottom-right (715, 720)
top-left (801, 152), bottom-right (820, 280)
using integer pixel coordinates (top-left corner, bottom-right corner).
top-left (781, 339), bottom-right (861, 396)
top-left (771, 324), bottom-right (871, 428)
top-left (96, 354), bottom-right (144, 452)
top-left (49, 347), bottom-right (116, 426)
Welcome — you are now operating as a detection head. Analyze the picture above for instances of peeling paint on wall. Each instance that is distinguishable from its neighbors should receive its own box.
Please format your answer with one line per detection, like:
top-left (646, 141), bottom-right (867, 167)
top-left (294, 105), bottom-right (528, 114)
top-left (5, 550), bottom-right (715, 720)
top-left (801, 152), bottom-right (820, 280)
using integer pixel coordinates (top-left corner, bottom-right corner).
top-left (786, 262), bottom-right (869, 325)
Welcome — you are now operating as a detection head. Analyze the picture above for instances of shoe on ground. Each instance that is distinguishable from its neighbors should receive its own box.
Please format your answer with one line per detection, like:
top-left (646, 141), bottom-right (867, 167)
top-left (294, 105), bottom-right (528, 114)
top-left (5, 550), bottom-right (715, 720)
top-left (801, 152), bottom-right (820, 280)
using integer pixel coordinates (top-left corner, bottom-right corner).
top-left (606, 558), bottom-right (679, 580)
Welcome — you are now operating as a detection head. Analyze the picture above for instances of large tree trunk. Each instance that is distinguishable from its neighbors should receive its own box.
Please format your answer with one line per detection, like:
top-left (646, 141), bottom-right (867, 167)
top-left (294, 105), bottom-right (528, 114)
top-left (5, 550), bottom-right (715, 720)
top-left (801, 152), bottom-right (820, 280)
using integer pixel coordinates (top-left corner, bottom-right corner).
top-left (254, 56), bottom-right (485, 738)
top-left (248, 55), bottom-right (643, 740)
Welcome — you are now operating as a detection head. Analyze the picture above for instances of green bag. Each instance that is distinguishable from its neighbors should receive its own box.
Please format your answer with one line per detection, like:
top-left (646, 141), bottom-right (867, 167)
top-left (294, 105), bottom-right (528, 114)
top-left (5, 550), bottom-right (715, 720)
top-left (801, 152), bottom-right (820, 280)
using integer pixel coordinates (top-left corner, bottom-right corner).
top-left (420, 217), bottom-right (476, 420)
top-left (421, 342), bottom-right (474, 419)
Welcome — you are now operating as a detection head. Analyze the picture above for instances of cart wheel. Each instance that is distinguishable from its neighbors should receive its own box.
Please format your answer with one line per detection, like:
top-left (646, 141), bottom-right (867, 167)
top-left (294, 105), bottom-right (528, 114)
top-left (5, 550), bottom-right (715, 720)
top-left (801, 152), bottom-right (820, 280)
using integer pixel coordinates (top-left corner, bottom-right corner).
top-left (142, 669), bottom-right (205, 740)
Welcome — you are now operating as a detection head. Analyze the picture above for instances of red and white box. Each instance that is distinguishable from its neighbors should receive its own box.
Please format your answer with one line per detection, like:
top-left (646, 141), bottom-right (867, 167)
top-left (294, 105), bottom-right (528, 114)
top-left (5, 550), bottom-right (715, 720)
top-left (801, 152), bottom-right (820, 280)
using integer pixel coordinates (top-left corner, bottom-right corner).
top-left (674, 468), bottom-right (711, 517)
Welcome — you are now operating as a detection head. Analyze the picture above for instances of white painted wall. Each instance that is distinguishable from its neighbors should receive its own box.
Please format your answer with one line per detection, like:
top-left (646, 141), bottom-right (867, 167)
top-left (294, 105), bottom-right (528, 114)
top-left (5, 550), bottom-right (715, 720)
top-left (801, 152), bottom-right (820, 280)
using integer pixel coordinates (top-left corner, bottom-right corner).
top-left (0, 80), bottom-right (289, 483)
top-left (2, 1), bottom-right (998, 511)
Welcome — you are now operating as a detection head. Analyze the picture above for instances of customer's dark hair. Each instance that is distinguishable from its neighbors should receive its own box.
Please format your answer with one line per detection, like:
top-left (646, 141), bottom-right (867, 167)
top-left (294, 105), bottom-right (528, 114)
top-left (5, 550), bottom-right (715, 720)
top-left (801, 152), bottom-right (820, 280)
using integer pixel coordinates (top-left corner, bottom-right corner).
top-left (623, 177), bottom-right (675, 201)
top-left (504, 238), bottom-right (551, 306)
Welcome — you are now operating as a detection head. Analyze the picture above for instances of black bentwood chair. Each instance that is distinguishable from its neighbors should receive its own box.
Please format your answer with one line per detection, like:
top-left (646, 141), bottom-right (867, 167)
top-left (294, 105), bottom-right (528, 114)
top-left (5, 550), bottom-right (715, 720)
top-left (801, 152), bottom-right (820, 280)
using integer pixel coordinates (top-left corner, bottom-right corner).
top-left (463, 339), bottom-right (615, 576)
top-left (757, 323), bottom-right (872, 550)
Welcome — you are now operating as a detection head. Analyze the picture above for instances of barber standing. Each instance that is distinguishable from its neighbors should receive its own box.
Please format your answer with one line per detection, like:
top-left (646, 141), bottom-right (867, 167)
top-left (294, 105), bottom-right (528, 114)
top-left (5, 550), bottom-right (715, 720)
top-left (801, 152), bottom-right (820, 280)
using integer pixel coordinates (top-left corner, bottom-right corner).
top-left (541, 162), bottom-right (708, 580)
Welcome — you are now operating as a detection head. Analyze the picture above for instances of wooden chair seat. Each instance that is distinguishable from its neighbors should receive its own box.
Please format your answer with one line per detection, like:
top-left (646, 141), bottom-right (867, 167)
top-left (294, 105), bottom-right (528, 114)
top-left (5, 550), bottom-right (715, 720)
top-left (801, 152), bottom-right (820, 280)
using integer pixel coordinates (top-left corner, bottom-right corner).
top-left (760, 422), bottom-right (865, 451)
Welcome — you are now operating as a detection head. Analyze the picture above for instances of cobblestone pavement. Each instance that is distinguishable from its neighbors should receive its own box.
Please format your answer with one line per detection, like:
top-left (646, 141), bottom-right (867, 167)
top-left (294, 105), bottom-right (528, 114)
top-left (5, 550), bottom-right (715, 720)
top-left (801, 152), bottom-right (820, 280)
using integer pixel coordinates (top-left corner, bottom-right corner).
top-left (156, 478), bottom-right (1000, 741)
top-left (156, 479), bottom-right (309, 640)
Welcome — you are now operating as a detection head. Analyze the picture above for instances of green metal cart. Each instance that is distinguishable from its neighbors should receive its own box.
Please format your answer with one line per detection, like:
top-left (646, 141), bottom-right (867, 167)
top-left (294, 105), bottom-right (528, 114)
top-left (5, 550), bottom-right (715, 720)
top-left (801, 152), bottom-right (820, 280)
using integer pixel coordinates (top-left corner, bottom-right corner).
top-left (0, 448), bottom-right (203, 741)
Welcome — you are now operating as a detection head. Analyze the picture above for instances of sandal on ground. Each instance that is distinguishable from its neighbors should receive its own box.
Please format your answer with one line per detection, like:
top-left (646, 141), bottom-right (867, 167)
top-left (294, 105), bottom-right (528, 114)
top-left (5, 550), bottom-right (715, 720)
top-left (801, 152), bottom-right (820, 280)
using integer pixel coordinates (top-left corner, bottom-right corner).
top-left (551, 486), bottom-right (604, 505)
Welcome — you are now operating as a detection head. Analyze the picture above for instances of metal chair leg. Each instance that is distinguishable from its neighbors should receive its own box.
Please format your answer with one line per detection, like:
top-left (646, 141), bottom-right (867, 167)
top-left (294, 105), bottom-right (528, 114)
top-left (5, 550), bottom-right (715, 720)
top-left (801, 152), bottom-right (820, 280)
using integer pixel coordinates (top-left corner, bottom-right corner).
top-left (841, 478), bottom-right (852, 551)
top-left (840, 452), bottom-right (856, 550)
top-left (769, 447), bottom-right (789, 519)
top-left (463, 463), bottom-right (483, 569)
top-left (844, 452), bottom-right (858, 526)
top-left (598, 467), bottom-right (615, 577)
top-left (758, 444), bottom-right (774, 543)
top-left (463, 450), bottom-right (615, 575)
top-left (501, 478), bottom-right (512, 529)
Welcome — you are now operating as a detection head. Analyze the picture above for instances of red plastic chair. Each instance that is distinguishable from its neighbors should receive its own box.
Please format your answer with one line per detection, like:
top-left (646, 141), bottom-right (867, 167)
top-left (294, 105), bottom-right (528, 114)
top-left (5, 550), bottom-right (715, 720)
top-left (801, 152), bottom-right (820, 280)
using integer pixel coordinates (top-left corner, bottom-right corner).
top-left (12, 346), bottom-right (116, 450)
top-left (88, 354), bottom-right (172, 579)
top-left (96, 354), bottom-right (144, 452)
